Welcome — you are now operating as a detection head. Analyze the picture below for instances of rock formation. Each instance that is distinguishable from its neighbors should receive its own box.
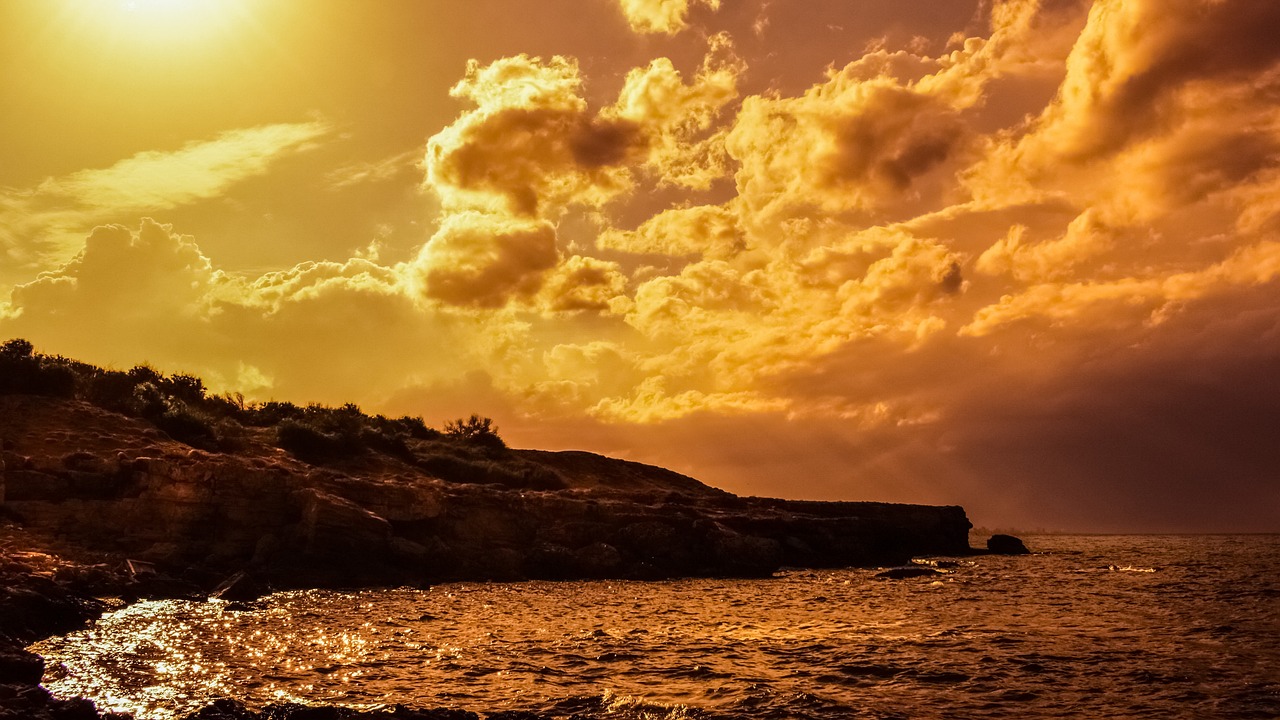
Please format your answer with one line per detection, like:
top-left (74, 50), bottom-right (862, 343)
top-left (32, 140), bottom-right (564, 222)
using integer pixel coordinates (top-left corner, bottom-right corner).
top-left (0, 396), bottom-right (972, 588)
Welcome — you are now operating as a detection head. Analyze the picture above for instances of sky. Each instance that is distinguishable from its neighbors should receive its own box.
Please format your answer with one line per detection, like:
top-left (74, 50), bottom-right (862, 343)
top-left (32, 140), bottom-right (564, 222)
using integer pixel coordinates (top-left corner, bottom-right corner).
top-left (2, 0), bottom-right (1279, 533)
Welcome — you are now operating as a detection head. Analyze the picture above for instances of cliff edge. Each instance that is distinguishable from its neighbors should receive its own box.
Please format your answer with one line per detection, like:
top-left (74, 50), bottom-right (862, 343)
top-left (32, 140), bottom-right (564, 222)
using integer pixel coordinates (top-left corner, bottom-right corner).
top-left (0, 394), bottom-right (971, 587)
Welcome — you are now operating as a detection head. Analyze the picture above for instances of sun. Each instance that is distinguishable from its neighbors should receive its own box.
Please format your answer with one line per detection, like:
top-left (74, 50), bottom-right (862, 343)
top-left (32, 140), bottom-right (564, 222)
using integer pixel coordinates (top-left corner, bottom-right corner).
top-left (100, 0), bottom-right (249, 43)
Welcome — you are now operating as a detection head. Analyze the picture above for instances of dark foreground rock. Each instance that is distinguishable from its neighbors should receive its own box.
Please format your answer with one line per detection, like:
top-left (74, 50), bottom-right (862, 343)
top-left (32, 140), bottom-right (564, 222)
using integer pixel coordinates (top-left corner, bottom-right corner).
top-left (0, 544), bottom-right (129, 720)
top-left (986, 533), bottom-right (1031, 555)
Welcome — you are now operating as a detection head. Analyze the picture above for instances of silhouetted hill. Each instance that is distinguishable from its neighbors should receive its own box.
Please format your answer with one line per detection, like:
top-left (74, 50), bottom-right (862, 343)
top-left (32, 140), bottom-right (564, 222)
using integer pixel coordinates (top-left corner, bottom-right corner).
top-left (0, 339), bottom-right (971, 589)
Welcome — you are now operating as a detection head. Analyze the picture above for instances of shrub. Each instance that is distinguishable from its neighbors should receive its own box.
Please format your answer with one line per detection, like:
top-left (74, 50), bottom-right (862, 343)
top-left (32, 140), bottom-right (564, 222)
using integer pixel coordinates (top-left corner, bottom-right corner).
top-left (0, 342), bottom-right (77, 398)
top-left (154, 404), bottom-right (219, 451)
top-left (83, 370), bottom-right (141, 412)
top-left (245, 400), bottom-right (303, 427)
top-left (127, 365), bottom-right (163, 386)
top-left (443, 414), bottom-right (506, 449)
top-left (276, 418), bottom-right (363, 463)
top-left (130, 382), bottom-right (168, 419)
top-left (359, 427), bottom-right (413, 459)
top-left (416, 449), bottom-right (564, 490)
top-left (162, 373), bottom-right (206, 405)
top-left (0, 339), bottom-right (34, 359)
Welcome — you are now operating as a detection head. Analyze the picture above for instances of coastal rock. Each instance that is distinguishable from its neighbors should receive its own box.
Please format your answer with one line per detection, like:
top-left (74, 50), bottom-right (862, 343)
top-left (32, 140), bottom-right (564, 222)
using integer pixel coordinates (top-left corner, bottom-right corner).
top-left (0, 580), bottom-right (102, 645)
top-left (296, 488), bottom-right (392, 558)
top-left (0, 643), bottom-right (43, 685)
top-left (1, 395), bottom-right (975, 588)
top-left (573, 542), bottom-right (623, 577)
top-left (211, 571), bottom-right (266, 603)
top-left (986, 534), bottom-right (1030, 555)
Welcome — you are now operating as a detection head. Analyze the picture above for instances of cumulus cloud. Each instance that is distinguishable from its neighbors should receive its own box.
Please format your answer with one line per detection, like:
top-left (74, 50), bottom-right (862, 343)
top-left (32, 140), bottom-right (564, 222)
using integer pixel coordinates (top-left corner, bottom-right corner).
top-left (425, 54), bottom-right (644, 216)
top-left (0, 219), bottom-right (487, 403)
top-left (606, 33), bottom-right (744, 189)
top-left (597, 204), bottom-right (742, 258)
top-left (413, 211), bottom-right (559, 308)
top-left (426, 39), bottom-right (742, 217)
top-left (617, 0), bottom-right (720, 35)
top-left (8, 218), bottom-right (224, 322)
top-left (725, 0), bottom-right (1044, 223)
top-left (968, 0), bottom-right (1280, 217)
top-left (538, 255), bottom-right (630, 313)
top-left (420, 41), bottom-right (744, 312)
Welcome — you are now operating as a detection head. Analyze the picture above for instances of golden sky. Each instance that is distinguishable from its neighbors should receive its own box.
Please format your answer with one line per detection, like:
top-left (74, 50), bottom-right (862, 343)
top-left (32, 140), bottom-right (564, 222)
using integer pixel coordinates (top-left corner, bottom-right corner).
top-left (3, 0), bottom-right (1279, 531)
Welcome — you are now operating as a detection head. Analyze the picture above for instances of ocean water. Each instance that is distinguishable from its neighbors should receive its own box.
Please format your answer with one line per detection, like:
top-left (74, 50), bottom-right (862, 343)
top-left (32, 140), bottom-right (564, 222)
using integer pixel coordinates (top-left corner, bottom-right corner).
top-left (32, 535), bottom-right (1280, 720)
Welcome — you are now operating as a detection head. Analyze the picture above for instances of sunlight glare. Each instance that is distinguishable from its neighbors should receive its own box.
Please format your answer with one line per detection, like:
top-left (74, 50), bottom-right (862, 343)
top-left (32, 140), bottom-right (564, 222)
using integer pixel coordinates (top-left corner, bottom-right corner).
top-left (98, 0), bottom-right (249, 44)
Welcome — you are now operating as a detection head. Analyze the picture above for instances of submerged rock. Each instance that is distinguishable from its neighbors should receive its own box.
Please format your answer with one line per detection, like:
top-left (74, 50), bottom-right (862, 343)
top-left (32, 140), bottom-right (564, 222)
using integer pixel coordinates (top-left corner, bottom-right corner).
top-left (986, 534), bottom-right (1030, 555)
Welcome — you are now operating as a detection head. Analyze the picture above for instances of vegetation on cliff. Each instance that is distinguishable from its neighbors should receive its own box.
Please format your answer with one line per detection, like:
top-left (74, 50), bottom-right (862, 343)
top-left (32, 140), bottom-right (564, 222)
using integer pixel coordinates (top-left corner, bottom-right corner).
top-left (0, 338), bottom-right (544, 488)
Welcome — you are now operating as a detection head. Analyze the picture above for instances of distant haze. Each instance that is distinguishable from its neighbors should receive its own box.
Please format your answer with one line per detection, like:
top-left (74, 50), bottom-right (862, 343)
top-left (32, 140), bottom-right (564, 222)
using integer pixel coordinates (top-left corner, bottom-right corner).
top-left (2, 0), bottom-right (1278, 532)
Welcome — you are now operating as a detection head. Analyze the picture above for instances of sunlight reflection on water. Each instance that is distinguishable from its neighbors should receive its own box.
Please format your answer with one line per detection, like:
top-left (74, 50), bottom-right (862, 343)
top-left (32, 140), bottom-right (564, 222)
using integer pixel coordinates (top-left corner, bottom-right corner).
top-left (32, 535), bottom-right (1280, 720)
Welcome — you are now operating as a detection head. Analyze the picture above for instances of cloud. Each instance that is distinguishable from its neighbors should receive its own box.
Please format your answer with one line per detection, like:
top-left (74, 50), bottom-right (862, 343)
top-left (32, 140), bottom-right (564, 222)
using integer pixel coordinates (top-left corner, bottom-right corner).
top-left (975, 208), bottom-right (1114, 283)
top-left (42, 122), bottom-right (330, 211)
top-left (616, 0), bottom-right (720, 35)
top-left (426, 40), bottom-right (742, 217)
top-left (724, 0), bottom-right (1044, 223)
top-left (968, 0), bottom-right (1280, 217)
top-left (421, 42), bottom-right (744, 311)
top-left (0, 219), bottom-right (484, 403)
top-left (325, 148), bottom-right (423, 190)
top-left (425, 55), bottom-right (643, 216)
top-left (413, 211), bottom-right (559, 307)
top-left (8, 218), bottom-right (224, 322)
top-left (962, 241), bottom-right (1280, 337)
top-left (538, 255), bottom-right (630, 313)
top-left (0, 121), bottom-right (330, 284)
top-left (606, 33), bottom-right (744, 189)
top-left (597, 203), bottom-right (741, 258)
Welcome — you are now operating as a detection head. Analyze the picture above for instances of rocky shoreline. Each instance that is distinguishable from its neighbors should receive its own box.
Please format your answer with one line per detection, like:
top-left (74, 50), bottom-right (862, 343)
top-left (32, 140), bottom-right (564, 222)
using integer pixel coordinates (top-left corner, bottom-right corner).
top-left (1, 527), bottom-right (1025, 720)
top-left (1, 394), bottom-right (989, 719)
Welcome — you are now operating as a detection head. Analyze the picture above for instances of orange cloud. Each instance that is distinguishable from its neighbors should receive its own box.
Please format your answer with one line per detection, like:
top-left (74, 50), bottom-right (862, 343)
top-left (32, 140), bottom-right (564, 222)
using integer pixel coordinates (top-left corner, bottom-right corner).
top-left (413, 212), bottom-right (559, 308)
top-left (617, 0), bottom-right (720, 35)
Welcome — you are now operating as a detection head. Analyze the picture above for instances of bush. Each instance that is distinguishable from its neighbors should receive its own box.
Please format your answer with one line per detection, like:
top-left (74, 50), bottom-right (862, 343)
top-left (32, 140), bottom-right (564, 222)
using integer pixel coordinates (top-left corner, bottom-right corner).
top-left (154, 405), bottom-right (219, 451)
top-left (162, 373), bottom-right (206, 405)
top-left (83, 370), bottom-right (141, 412)
top-left (444, 415), bottom-right (506, 450)
top-left (0, 339), bottom-right (33, 359)
top-left (0, 341), bottom-right (77, 398)
top-left (276, 419), bottom-right (363, 463)
top-left (130, 382), bottom-right (168, 419)
top-left (416, 450), bottom-right (564, 490)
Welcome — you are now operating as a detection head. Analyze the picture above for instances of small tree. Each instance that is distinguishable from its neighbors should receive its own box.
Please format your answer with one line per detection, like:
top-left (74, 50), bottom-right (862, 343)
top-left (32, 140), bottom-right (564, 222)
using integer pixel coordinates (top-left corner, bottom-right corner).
top-left (0, 338), bottom-right (34, 359)
top-left (444, 414), bottom-right (505, 449)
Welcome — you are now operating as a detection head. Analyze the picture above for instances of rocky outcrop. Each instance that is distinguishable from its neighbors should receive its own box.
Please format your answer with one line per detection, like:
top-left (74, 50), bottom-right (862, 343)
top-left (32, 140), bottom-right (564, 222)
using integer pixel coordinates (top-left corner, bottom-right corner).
top-left (986, 534), bottom-right (1031, 555)
top-left (0, 396), bottom-right (974, 588)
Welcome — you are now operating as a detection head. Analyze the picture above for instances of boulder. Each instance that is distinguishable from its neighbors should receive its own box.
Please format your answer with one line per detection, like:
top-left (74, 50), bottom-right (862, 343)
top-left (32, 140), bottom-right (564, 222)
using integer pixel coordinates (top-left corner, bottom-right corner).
top-left (389, 537), bottom-right (429, 567)
top-left (0, 642), bottom-right (43, 686)
top-left (211, 571), bottom-right (266, 603)
top-left (986, 534), bottom-right (1030, 555)
top-left (573, 542), bottom-right (623, 577)
top-left (296, 489), bottom-right (392, 558)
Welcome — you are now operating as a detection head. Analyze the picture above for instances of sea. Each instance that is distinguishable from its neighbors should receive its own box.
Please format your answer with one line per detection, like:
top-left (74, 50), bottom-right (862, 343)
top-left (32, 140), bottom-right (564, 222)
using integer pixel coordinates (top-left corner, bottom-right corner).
top-left (30, 535), bottom-right (1280, 720)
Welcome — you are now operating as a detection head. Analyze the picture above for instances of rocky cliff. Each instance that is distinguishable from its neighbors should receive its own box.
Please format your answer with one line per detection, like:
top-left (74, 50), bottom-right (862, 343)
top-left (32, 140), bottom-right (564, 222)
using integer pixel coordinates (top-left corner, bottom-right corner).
top-left (0, 395), bottom-right (971, 588)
